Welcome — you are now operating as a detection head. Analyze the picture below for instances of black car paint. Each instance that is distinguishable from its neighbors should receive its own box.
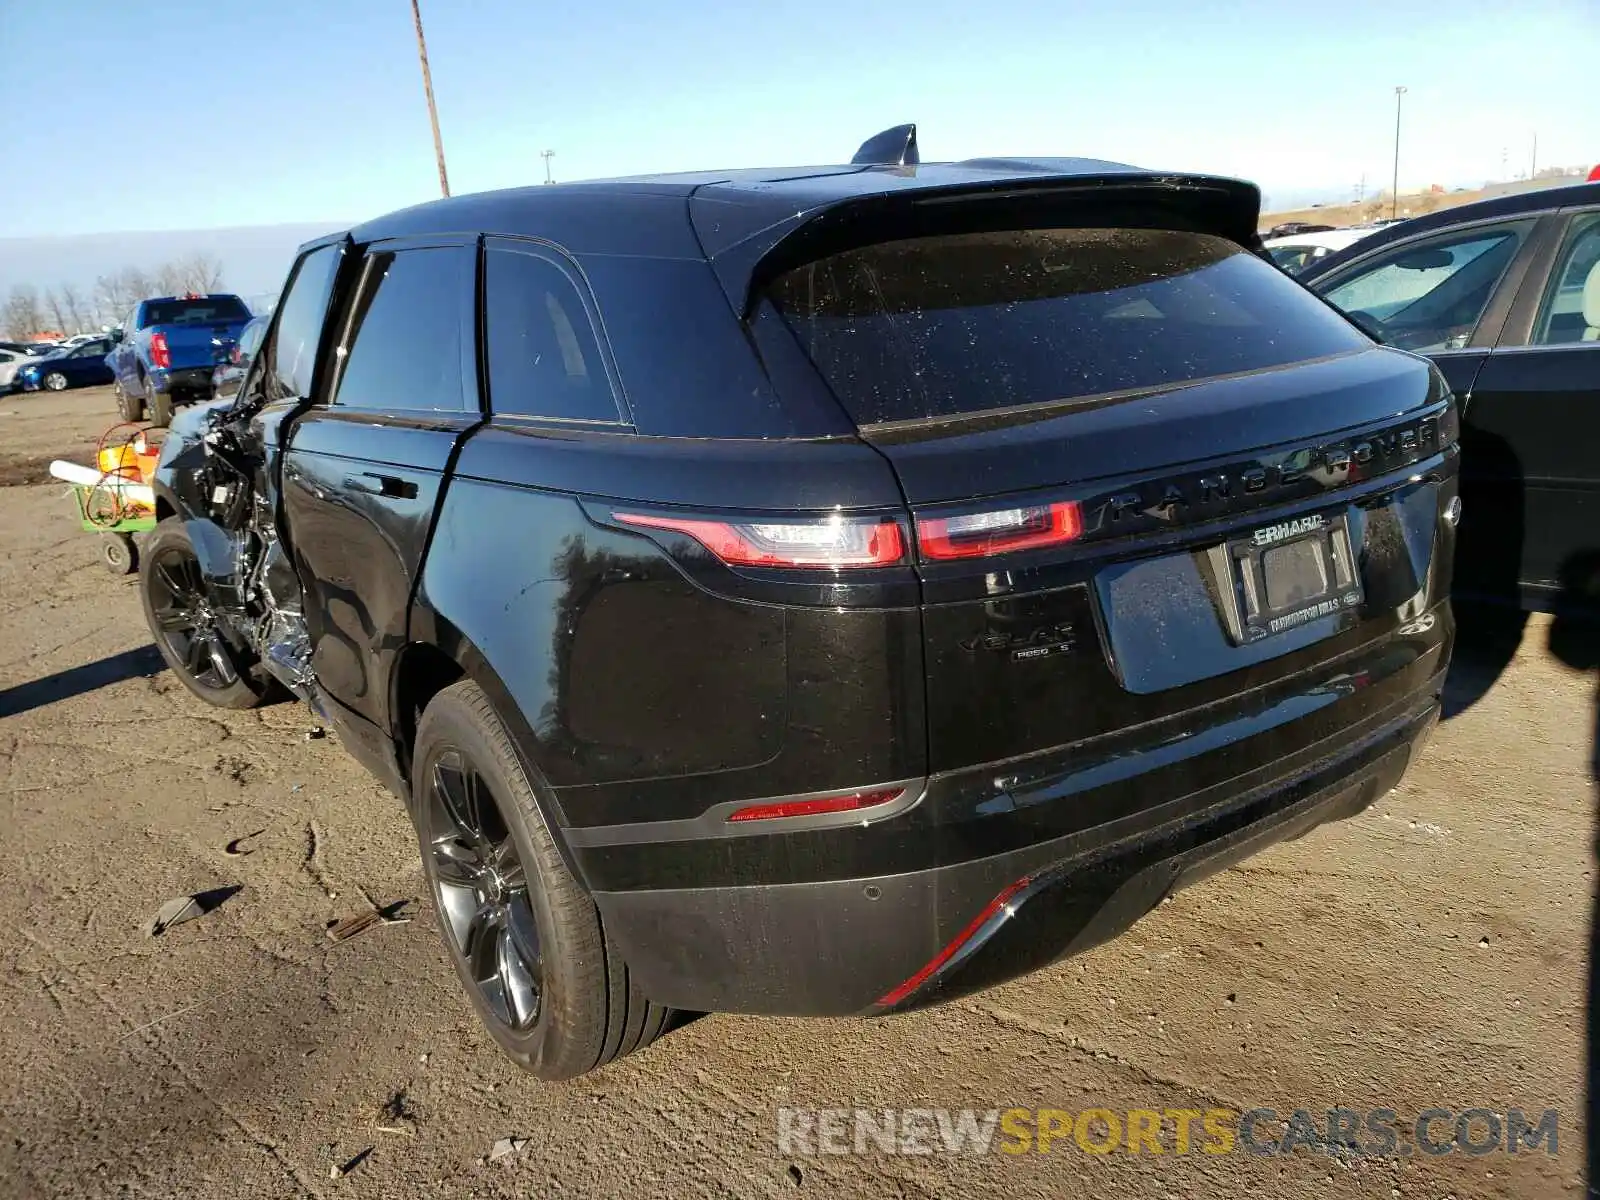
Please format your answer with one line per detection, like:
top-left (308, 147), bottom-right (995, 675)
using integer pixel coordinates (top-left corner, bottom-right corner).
top-left (1299, 182), bottom-right (1600, 613)
top-left (150, 159), bottom-right (1456, 1018)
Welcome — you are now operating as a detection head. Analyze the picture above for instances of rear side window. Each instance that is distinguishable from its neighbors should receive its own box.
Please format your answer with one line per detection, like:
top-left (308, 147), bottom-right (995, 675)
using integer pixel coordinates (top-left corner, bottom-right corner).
top-left (1319, 221), bottom-right (1531, 352)
top-left (1531, 212), bottom-right (1600, 346)
top-left (266, 244), bottom-right (341, 401)
top-left (141, 296), bottom-right (250, 326)
top-left (485, 247), bottom-right (620, 421)
top-left (333, 247), bottom-right (468, 412)
top-left (769, 228), bottom-right (1369, 425)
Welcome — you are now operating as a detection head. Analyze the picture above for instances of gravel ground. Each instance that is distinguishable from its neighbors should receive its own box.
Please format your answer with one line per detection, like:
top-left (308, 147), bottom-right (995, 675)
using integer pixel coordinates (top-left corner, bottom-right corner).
top-left (0, 386), bottom-right (1591, 1198)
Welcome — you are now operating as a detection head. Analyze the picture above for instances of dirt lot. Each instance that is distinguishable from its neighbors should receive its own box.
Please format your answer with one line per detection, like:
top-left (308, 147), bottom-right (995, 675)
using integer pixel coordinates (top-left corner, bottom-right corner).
top-left (0, 386), bottom-right (1592, 1199)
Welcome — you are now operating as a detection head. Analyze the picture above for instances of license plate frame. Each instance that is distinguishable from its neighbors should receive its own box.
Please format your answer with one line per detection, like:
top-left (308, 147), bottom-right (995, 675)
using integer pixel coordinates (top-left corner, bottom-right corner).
top-left (1204, 512), bottom-right (1363, 645)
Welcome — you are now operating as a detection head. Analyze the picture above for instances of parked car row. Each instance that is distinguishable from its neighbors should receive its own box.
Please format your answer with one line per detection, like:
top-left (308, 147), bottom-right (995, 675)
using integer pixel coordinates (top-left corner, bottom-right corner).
top-left (0, 337), bottom-right (116, 393)
top-left (2, 293), bottom-right (257, 425)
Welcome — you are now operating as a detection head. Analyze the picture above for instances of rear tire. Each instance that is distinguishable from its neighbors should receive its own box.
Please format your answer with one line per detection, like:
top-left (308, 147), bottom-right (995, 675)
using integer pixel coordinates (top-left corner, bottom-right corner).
top-left (139, 517), bottom-right (270, 709)
top-left (411, 679), bottom-right (670, 1080)
top-left (149, 387), bottom-right (174, 428)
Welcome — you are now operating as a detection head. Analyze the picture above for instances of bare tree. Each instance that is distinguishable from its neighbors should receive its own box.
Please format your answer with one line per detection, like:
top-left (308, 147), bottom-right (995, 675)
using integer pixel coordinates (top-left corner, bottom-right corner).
top-left (173, 252), bottom-right (224, 294)
top-left (43, 288), bottom-right (70, 335)
top-left (154, 260), bottom-right (189, 297)
top-left (93, 267), bottom-right (154, 326)
top-left (1, 286), bottom-right (44, 339)
top-left (58, 283), bottom-right (89, 333)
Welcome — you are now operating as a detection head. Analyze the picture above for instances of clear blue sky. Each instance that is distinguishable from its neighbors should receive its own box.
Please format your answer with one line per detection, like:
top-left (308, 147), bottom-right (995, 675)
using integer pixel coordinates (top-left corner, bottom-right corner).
top-left (0, 0), bottom-right (1593, 237)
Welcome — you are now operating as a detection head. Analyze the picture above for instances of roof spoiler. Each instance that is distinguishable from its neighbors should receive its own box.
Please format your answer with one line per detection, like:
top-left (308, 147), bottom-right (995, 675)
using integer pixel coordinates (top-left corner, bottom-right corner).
top-left (851, 124), bottom-right (919, 167)
top-left (692, 172), bottom-right (1262, 317)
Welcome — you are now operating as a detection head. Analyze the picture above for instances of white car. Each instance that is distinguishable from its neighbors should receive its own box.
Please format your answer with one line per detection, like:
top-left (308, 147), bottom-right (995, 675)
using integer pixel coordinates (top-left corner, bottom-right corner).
top-left (0, 348), bottom-right (42, 392)
top-left (1264, 228), bottom-right (1378, 276)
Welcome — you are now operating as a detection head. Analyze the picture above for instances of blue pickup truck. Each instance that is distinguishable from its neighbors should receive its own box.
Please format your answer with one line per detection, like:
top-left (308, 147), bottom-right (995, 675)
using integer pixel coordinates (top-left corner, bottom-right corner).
top-left (108, 293), bottom-right (254, 426)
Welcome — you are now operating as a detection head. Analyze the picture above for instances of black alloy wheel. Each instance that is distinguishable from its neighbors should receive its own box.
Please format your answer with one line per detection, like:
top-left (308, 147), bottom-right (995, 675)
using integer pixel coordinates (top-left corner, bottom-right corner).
top-left (409, 678), bottom-right (670, 1079)
top-left (424, 748), bottom-right (543, 1031)
top-left (137, 517), bottom-right (270, 709)
top-left (148, 545), bottom-right (241, 690)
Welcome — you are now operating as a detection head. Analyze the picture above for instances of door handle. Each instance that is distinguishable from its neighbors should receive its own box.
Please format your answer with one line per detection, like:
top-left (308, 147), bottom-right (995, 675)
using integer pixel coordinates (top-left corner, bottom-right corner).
top-left (348, 471), bottom-right (419, 500)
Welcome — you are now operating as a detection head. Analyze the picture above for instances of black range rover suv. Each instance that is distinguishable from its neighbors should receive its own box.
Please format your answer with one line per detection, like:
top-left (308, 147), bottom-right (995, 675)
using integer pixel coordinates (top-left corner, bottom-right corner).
top-left (140, 128), bottom-right (1458, 1079)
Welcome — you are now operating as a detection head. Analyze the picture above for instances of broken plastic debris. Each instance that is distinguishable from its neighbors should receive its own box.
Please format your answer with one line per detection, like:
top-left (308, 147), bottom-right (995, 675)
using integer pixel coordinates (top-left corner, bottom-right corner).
top-left (331, 1147), bottom-right (372, 1177)
top-left (326, 900), bottom-right (414, 943)
top-left (146, 886), bottom-right (242, 936)
top-left (488, 1136), bottom-right (528, 1162)
top-left (224, 829), bottom-right (266, 857)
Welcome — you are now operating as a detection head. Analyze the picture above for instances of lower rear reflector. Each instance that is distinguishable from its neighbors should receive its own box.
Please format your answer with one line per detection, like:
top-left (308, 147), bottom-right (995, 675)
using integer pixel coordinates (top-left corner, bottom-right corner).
top-left (875, 873), bottom-right (1035, 1008)
top-left (726, 788), bottom-right (905, 824)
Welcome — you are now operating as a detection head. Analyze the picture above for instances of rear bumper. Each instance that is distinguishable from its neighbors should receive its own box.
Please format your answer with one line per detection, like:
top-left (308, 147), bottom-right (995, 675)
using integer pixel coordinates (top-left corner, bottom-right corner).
top-left (591, 676), bottom-right (1441, 1017)
top-left (149, 366), bottom-right (214, 395)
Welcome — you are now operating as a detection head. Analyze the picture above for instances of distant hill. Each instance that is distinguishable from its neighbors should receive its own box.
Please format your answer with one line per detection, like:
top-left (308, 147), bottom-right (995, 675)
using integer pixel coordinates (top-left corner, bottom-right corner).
top-left (1261, 175), bottom-right (1584, 231)
top-left (0, 221), bottom-right (344, 316)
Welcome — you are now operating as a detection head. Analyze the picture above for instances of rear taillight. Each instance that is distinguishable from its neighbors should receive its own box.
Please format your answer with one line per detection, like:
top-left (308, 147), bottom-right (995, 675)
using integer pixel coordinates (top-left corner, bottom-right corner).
top-left (917, 500), bottom-right (1082, 561)
top-left (229, 345), bottom-right (242, 365)
top-left (615, 512), bottom-right (905, 568)
top-left (149, 332), bottom-right (171, 369)
top-left (727, 787), bottom-right (905, 823)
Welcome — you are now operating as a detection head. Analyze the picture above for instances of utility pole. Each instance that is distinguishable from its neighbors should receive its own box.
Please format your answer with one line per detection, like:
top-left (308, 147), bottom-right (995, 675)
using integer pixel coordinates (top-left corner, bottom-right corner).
top-left (1530, 132), bottom-right (1538, 180)
top-left (541, 149), bottom-right (556, 185)
top-left (1391, 85), bottom-right (1407, 220)
top-left (410, 0), bottom-right (450, 198)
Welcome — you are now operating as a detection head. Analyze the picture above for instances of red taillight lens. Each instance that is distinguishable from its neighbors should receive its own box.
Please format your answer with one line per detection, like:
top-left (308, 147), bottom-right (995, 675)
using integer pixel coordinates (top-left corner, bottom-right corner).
top-left (149, 332), bottom-right (171, 369)
top-left (875, 873), bottom-right (1034, 1008)
top-left (615, 512), bottom-right (906, 569)
top-left (917, 500), bottom-right (1082, 561)
top-left (727, 787), bottom-right (904, 823)
top-left (229, 345), bottom-right (242, 365)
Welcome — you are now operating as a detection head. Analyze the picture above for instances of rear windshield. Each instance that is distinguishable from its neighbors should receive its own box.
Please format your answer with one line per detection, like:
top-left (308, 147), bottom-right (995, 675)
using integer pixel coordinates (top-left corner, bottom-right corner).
top-left (769, 228), bottom-right (1369, 425)
top-left (142, 296), bottom-right (250, 326)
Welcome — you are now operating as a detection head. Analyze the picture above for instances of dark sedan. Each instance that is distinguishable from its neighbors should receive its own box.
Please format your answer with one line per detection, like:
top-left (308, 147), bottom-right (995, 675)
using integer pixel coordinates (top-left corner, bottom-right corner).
top-left (16, 337), bottom-right (116, 392)
top-left (1300, 181), bottom-right (1600, 617)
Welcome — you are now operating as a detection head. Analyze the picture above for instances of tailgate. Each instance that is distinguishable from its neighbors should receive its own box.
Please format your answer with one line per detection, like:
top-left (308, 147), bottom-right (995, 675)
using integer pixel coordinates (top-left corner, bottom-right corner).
top-left (766, 220), bottom-right (1456, 774)
top-left (155, 322), bottom-right (243, 369)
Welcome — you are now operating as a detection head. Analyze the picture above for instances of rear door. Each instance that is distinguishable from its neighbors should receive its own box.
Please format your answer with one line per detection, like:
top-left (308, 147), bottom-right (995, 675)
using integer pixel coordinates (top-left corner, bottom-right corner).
top-left (281, 236), bottom-right (480, 741)
top-left (1309, 214), bottom-right (1549, 605)
top-left (1460, 206), bottom-right (1600, 604)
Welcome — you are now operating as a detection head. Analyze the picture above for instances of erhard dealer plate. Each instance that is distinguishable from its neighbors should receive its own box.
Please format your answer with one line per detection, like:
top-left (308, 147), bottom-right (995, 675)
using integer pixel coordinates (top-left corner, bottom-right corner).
top-left (1203, 512), bottom-right (1364, 644)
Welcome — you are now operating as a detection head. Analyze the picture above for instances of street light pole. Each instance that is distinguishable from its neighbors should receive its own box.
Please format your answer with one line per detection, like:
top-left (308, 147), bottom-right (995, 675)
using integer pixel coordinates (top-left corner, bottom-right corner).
top-left (411, 0), bottom-right (450, 198)
top-left (1391, 85), bottom-right (1407, 220)
top-left (541, 149), bottom-right (555, 185)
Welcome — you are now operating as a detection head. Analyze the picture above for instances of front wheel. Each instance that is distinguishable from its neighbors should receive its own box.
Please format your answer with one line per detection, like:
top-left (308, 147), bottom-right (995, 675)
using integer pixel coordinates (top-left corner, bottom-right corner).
top-left (138, 517), bottom-right (270, 708)
top-left (411, 679), bottom-right (670, 1080)
top-left (43, 372), bottom-right (68, 391)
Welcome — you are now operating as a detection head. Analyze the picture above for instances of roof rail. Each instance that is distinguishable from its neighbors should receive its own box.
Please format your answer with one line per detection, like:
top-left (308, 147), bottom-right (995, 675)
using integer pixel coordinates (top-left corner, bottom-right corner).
top-left (851, 124), bottom-right (919, 167)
